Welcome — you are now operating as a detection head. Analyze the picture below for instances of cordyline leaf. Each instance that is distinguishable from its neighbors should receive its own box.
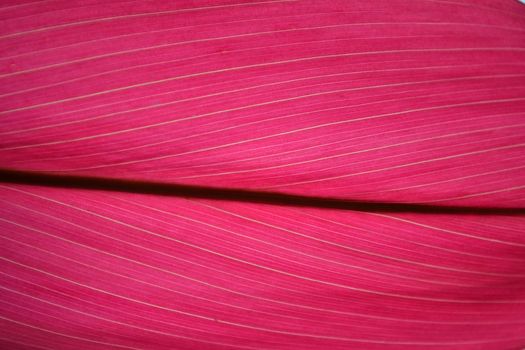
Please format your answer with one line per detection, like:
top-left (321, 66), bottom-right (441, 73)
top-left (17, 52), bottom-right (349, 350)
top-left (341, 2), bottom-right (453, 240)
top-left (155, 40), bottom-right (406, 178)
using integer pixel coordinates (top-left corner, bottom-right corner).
top-left (1, 1), bottom-right (525, 349)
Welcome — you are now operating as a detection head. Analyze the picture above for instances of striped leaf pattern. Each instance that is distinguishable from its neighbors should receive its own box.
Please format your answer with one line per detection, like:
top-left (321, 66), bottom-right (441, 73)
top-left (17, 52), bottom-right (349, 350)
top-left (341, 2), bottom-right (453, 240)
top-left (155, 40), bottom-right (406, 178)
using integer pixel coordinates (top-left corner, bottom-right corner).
top-left (1, 1), bottom-right (524, 349)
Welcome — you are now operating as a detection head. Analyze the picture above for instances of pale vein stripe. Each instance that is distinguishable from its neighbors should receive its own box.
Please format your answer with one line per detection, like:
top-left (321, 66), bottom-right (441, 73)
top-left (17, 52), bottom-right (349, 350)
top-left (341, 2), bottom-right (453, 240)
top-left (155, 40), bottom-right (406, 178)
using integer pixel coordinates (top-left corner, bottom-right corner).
top-left (153, 110), bottom-right (523, 174)
top-left (0, 23), bottom-right (442, 79)
top-left (187, 200), bottom-right (525, 276)
top-left (119, 196), bottom-right (525, 278)
top-left (0, 57), bottom-right (413, 134)
top-left (0, 252), bottom-right (390, 331)
top-left (370, 214), bottom-right (525, 248)
top-left (0, 11), bottom-right (417, 62)
top-left (248, 204), bottom-right (523, 262)
top-left (266, 143), bottom-right (525, 190)
top-left (1, 62), bottom-right (484, 134)
top-left (6, 198), bottom-right (523, 320)
top-left (421, 185), bottom-right (525, 203)
top-left (13, 84), bottom-right (517, 166)
top-left (0, 216), bottom-right (443, 324)
top-left (0, 0), bottom-right (295, 40)
top-left (0, 212), bottom-right (334, 311)
top-left (2, 35), bottom-right (440, 101)
top-left (5, 74), bottom-right (522, 153)
top-left (257, 133), bottom-right (520, 189)
top-left (4, 199), bottom-right (470, 318)
top-left (0, 195), bottom-right (520, 322)
top-left (99, 196), bottom-right (482, 287)
top-left (135, 99), bottom-right (524, 175)
top-left (0, 270), bottom-right (273, 340)
top-left (2, 47), bottom-right (524, 115)
top-left (426, 0), bottom-right (525, 18)
top-left (10, 61), bottom-right (514, 137)
top-left (2, 59), bottom-right (416, 131)
top-left (1, 35), bottom-right (404, 101)
top-left (0, 285), bottom-right (262, 349)
top-left (3, 0), bottom-right (524, 62)
top-left (320, 147), bottom-right (525, 192)
top-left (3, 21), bottom-right (521, 79)
top-left (217, 318), bottom-right (525, 346)
top-left (172, 122), bottom-right (525, 180)
top-left (461, 219), bottom-right (525, 234)
top-left (36, 97), bottom-right (525, 172)
top-left (93, 198), bottom-right (452, 291)
top-left (335, 164), bottom-right (525, 194)
top-left (3, 199), bottom-right (450, 317)
top-left (368, 176), bottom-right (524, 204)
top-left (0, 0), bottom-right (51, 12)
top-left (297, 208), bottom-right (524, 258)
top-left (6, 88), bottom-right (428, 165)
top-left (0, 273), bottom-right (523, 345)
top-left (0, 216), bottom-right (374, 320)
top-left (0, 316), bottom-right (142, 349)
top-left (264, 140), bottom-right (524, 189)
top-left (2, 186), bottom-right (523, 300)
top-left (102, 196), bottom-right (525, 284)
top-left (0, 297), bottom-right (140, 343)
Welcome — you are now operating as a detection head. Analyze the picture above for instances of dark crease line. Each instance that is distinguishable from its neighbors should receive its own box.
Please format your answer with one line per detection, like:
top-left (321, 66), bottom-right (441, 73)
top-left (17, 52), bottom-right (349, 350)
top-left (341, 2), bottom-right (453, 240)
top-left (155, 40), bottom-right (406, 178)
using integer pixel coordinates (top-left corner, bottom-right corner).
top-left (0, 168), bottom-right (522, 215)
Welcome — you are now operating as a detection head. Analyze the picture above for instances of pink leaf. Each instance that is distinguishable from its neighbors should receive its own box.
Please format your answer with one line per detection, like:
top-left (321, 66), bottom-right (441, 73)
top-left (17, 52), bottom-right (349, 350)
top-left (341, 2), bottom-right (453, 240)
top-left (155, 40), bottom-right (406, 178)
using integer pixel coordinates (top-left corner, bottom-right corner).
top-left (1, 1), bottom-right (524, 349)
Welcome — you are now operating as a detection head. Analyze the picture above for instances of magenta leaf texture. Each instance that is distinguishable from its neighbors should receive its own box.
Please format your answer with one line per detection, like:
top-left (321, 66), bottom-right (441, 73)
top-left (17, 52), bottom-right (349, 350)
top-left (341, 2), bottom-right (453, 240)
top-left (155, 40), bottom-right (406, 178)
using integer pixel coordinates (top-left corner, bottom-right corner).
top-left (1, 1), bottom-right (524, 349)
